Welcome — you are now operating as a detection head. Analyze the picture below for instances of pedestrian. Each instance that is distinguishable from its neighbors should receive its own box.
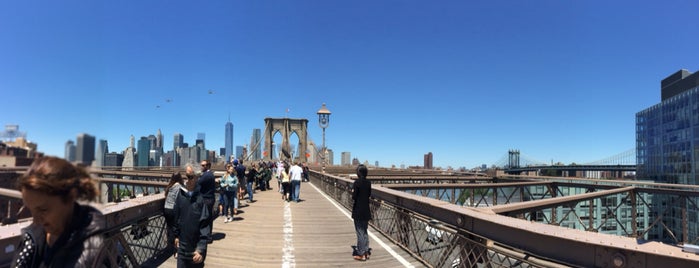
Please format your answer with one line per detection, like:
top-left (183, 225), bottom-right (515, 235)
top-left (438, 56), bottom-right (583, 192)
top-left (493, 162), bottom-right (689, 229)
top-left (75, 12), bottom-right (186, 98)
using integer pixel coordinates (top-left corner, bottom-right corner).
top-left (173, 170), bottom-right (210, 267)
top-left (197, 160), bottom-right (216, 244)
top-left (164, 172), bottom-right (187, 258)
top-left (233, 159), bottom-right (247, 202)
top-left (281, 162), bottom-right (291, 201)
top-left (220, 164), bottom-right (239, 223)
top-left (256, 162), bottom-right (268, 191)
top-left (246, 163), bottom-right (257, 203)
top-left (289, 162), bottom-right (303, 202)
top-left (276, 161), bottom-right (284, 193)
top-left (302, 163), bottom-right (310, 182)
top-left (352, 164), bottom-right (372, 261)
top-left (12, 156), bottom-right (106, 267)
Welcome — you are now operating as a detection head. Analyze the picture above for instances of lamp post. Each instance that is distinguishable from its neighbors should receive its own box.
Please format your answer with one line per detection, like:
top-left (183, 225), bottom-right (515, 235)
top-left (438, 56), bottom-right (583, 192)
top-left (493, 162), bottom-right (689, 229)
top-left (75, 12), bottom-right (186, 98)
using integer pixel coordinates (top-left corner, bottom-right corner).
top-left (317, 103), bottom-right (331, 173)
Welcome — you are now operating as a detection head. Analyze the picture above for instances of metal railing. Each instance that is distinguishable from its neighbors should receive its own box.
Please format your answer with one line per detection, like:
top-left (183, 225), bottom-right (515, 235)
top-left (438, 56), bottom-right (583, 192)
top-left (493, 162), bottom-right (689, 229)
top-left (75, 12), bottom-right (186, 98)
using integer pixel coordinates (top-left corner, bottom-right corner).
top-left (390, 175), bottom-right (699, 245)
top-left (310, 171), bottom-right (699, 267)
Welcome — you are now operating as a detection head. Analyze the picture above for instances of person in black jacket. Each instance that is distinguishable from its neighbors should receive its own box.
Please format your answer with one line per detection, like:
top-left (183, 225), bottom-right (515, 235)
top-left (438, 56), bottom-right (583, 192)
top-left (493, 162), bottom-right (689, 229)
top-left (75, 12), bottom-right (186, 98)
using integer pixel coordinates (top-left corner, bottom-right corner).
top-left (173, 176), bottom-right (210, 267)
top-left (12, 156), bottom-right (107, 268)
top-left (196, 160), bottom-right (216, 244)
top-left (351, 164), bottom-right (372, 261)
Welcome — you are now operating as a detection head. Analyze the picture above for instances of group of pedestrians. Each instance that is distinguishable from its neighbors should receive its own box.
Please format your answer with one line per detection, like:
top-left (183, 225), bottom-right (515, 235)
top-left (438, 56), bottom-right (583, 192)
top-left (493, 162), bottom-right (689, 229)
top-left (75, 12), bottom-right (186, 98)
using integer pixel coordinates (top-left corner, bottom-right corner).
top-left (162, 161), bottom-right (213, 267)
top-left (10, 155), bottom-right (371, 267)
top-left (275, 161), bottom-right (309, 202)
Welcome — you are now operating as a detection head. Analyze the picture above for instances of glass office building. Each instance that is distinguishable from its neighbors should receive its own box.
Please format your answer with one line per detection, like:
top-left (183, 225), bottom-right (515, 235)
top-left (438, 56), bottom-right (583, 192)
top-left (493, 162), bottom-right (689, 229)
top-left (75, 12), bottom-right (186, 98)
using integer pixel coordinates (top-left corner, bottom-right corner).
top-left (636, 69), bottom-right (699, 242)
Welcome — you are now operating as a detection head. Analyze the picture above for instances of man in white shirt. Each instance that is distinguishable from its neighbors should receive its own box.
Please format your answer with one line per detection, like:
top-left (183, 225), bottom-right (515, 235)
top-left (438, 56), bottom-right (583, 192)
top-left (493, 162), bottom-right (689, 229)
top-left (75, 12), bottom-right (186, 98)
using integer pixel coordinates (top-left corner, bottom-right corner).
top-left (289, 162), bottom-right (304, 202)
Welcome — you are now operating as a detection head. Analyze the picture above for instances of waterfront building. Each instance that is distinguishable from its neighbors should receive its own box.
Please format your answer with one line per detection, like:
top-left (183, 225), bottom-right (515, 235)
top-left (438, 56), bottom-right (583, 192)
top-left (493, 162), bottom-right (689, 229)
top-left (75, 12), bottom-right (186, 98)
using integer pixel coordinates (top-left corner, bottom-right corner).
top-left (173, 133), bottom-right (183, 149)
top-left (122, 135), bottom-right (136, 169)
top-left (236, 145), bottom-right (244, 160)
top-left (180, 146), bottom-right (201, 166)
top-left (95, 139), bottom-right (108, 167)
top-left (196, 138), bottom-right (206, 162)
top-left (424, 152), bottom-right (433, 169)
top-left (636, 68), bottom-right (699, 241)
top-left (156, 129), bottom-right (163, 153)
top-left (341, 152), bottom-right (351, 166)
top-left (64, 140), bottom-right (76, 162)
top-left (76, 133), bottom-right (95, 166)
top-left (104, 152), bottom-right (123, 167)
top-left (327, 149), bottom-right (334, 166)
top-left (251, 128), bottom-right (261, 161)
top-left (137, 137), bottom-right (151, 167)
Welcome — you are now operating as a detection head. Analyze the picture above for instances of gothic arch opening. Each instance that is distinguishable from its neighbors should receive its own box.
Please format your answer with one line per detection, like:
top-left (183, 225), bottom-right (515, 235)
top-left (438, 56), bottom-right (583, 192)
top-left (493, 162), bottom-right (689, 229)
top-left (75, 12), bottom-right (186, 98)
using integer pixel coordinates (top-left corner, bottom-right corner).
top-left (263, 118), bottom-right (308, 163)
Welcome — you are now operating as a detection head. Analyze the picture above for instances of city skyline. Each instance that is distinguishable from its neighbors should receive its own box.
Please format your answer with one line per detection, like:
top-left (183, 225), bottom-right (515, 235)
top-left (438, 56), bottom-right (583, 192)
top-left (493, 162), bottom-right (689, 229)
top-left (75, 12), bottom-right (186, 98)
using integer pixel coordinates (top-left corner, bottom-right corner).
top-left (2, 1), bottom-right (699, 168)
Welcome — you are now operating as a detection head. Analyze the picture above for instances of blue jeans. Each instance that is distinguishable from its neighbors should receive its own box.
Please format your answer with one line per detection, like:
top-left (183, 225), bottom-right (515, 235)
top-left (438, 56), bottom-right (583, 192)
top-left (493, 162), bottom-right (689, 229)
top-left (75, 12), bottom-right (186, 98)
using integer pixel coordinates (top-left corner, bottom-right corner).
top-left (291, 180), bottom-right (301, 202)
top-left (246, 181), bottom-right (254, 201)
top-left (354, 220), bottom-right (369, 255)
top-left (223, 190), bottom-right (237, 217)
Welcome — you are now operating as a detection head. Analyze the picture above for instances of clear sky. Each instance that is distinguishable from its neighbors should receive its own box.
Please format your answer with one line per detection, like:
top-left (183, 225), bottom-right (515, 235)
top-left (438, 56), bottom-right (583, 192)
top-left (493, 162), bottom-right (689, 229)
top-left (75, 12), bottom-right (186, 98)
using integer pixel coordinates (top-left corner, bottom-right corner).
top-left (2, 1), bottom-right (699, 169)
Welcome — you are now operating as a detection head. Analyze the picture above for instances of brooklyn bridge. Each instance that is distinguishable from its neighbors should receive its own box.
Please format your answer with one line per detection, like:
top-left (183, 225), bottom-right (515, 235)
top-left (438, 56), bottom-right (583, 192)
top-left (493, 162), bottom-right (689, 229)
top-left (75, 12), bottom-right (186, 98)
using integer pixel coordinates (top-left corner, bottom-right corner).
top-left (1, 163), bottom-right (698, 267)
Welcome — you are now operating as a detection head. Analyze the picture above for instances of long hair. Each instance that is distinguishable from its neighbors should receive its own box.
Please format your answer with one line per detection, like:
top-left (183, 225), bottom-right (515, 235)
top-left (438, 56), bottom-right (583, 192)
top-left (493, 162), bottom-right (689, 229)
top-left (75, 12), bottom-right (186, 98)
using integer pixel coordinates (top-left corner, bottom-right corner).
top-left (165, 172), bottom-right (184, 196)
top-left (17, 156), bottom-right (98, 202)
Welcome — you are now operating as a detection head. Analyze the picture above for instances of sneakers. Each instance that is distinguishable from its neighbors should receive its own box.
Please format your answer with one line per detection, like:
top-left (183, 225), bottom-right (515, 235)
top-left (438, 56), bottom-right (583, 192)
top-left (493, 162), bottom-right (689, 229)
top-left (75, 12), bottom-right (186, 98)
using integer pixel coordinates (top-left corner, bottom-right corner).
top-left (224, 217), bottom-right (232, 223)
top-left (353, 255), bottom-right (366, 261)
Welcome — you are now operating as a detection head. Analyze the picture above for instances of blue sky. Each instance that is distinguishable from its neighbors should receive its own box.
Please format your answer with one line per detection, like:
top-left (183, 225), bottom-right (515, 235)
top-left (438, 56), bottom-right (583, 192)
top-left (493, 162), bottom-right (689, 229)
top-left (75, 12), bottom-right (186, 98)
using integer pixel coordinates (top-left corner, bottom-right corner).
top-left (2, 1), bottom-right (699, 169)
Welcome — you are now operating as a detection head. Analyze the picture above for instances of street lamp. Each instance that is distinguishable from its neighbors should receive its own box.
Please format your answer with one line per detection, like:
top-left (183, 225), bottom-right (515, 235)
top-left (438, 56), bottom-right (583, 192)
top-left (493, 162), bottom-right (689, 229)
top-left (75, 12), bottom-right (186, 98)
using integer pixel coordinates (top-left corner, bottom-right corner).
top-left (317, 103), bottom-right (331, 172)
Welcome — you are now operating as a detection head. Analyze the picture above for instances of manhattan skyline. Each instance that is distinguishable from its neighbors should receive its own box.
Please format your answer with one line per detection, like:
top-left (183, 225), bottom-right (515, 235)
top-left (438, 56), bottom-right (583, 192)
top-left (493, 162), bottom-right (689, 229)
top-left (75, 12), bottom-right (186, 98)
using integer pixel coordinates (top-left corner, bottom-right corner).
top-left (2, 1), bottom-right (699, 168)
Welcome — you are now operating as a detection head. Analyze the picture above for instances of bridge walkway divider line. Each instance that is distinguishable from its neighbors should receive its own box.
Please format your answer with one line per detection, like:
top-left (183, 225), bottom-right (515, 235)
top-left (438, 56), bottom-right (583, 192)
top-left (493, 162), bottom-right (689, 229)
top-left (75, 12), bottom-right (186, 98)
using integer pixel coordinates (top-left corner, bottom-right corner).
top-left (158, 180), bottom-right (426, 267)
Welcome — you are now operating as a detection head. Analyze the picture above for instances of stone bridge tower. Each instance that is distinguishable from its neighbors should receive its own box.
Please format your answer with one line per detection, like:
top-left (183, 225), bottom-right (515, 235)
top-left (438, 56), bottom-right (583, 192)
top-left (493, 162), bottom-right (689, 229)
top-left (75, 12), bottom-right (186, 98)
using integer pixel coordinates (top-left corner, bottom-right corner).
top-left (263, 118), bottom-right (308, 163)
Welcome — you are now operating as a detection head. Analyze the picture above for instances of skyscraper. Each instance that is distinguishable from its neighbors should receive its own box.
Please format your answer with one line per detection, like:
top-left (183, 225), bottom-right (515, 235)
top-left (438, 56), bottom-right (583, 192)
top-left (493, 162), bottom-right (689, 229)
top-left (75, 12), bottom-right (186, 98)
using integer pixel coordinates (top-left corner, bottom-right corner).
top-left (122, 135), bottom-right (136, 169)
top-left (236, 146), bottom-right (244, 160)
top-left (137, 137), bottom-right (151, 167)
top-left (76, 133), bottom-right (95, 166)
top-left (637, 69), bottom-right (699, 183)
top-left (636, 68), bottom-right (699, 241)
top-left (251, 128), bottom-right (261, 161)
top-left (64, 140), bottom-right (76, 162)
top-left (424, 152), bottom-right (433, 169)
top-left (341, 152), bottom-right (351, 166)
top-left (173, 133), bottom-right (184, 150)
top-left (156, 129), bottom-right (163, 153)
top-left (225, 121), bottom-right (234, 163)
top-left (95, 139), bottom-right (108, 167)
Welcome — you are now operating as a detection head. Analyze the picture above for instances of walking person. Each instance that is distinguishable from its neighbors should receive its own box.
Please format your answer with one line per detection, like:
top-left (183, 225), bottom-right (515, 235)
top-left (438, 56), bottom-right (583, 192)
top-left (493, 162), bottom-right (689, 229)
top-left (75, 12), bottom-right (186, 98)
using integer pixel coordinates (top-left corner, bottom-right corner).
top-left (281, 162), bottom-right (291, 201)
top-left (289, 162), bottom-right (303, 202)
top-left (302, 163), bottom-right (310, 182)
top-left (12, 156), bottom-right (107, 267)
top-left (233, 159), bottom-right (247, 203)
top-left (352, 164), bottom-right (372, 261)
top-left (246, 163), bottom-right (257, 203)
top-left (197, 160), bottom-right (216, 244)
top-left (256, 162), bottom-right (268, 191)
top-left (276, 161), bottom-right (284, 193)
top-left (220, 164), bottom-right (239, 222)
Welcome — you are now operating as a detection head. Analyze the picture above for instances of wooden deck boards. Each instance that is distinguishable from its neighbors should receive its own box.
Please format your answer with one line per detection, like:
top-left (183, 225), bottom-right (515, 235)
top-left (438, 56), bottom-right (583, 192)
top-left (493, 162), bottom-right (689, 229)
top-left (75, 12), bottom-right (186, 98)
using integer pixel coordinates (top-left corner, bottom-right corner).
top-left (159, 181), bottom-right (426, 267)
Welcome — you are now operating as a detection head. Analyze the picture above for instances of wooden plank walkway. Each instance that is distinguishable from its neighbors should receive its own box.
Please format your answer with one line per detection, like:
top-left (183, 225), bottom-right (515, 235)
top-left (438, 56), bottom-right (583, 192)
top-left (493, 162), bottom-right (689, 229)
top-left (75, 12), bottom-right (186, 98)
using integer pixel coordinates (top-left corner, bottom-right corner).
top-left (159, 181), bottom-right (426, 267)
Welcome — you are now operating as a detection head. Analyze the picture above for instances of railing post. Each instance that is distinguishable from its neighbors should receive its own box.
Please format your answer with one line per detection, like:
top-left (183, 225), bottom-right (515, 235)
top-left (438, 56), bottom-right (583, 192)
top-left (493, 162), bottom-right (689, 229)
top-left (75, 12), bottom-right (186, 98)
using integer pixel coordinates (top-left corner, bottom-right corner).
top-left (682, 195), bottom-right (688, 244)
top-left (631, 189), bottom-right (638, 238)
